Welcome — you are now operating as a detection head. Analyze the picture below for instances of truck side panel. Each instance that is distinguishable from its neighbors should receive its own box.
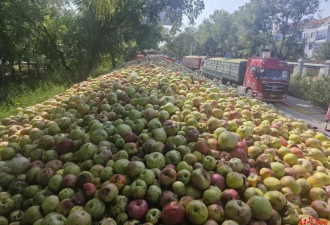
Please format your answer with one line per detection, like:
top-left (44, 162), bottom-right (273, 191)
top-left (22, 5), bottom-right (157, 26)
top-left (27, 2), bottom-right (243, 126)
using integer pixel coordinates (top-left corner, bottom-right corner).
top-left (202, 58), bottom-right (247, 84)
top-left (182, 56), bottom-right (202, 69)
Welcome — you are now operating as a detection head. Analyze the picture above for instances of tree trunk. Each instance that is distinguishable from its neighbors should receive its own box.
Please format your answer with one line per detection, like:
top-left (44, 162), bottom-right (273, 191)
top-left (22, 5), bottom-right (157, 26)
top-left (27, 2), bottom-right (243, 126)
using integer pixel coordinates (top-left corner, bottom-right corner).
top-left (111, 54), bottom-right (116, 68)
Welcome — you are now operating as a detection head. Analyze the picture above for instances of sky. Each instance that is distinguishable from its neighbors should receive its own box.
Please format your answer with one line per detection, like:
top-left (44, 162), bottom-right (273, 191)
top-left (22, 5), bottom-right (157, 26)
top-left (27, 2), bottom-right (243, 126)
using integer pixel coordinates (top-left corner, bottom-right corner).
top-left (183, 0), bottom-right (330, 26)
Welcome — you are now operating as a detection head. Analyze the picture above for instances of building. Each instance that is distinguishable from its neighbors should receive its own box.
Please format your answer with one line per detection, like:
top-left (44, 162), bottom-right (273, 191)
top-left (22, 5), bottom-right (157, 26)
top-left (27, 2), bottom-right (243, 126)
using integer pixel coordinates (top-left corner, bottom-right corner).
top-left (302, 16), bottom-right (330, 58)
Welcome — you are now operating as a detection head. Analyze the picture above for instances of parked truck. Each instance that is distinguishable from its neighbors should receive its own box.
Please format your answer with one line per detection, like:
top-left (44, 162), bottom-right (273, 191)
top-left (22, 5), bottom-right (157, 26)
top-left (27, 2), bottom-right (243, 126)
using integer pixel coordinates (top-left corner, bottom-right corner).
top-left (133, 50), bottom-right (175, 62)
top-left (183, 56), bottom-right (291, 102)
top-left (326, 102), bottom-right (330, 132)
top-left (182, 56), bottom-right (209, 73)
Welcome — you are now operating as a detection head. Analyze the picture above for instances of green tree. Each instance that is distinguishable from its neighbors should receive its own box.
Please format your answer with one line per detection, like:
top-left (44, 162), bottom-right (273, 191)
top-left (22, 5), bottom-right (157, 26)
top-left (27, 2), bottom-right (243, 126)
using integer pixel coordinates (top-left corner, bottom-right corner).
top-left (230, 5), bottom-right (267, 58)
top-left (193, 10), bottom-right (233, 56)
top-left (0, 0), bottom-right (204, 82)
top-left (161, 26), bottom-right (197, 60)
top-left (250, 0), bottom-right (321, 59)
top-left (313, 42), bottom-right (330, 60)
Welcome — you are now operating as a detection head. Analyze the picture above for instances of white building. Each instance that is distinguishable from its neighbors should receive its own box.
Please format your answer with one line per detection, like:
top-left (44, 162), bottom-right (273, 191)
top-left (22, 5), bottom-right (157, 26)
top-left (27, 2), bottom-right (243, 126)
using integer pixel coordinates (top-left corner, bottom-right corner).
top-left (302, 16), bottom-right (330, 58)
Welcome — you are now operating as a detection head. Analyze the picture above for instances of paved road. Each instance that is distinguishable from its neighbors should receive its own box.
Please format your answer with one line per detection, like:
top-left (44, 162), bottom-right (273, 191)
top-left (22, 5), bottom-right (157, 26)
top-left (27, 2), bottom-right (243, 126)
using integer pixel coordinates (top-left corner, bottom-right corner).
top-left (272, 95), bottom-right (330, 136)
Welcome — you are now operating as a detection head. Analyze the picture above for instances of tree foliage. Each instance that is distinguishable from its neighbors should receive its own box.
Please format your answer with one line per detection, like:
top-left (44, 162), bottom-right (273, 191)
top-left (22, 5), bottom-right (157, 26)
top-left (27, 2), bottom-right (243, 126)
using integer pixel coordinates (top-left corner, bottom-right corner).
top-left (0, 0), bottom-right (204, 83)
top-left (162, 0), bottom-right (323, 60)
top-left (313, 42), bottom-right (330, 60)
top-left (251, 0), bottom-right (320, 59)
top-left (161, 26), bottom-right (197, 60)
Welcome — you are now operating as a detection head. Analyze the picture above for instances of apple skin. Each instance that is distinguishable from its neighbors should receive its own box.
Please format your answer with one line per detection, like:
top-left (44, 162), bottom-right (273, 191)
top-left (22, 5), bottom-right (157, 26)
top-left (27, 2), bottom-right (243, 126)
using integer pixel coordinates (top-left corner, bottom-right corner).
top-left (146, 185), bottom-right (162, 204)
top-left (179, 196), bottom-right (194, 208)
top-left (203, 188), bottom-right (221, 206)
top-left (221, 189), bottom-right (239, 203)
top-left (145, 208), bottom-right (161, 224)
top-left (55, 139), bottom-right (74, 155)
top-left (264, 191), bottom-right (287, 212)
top-left (237, 141), bottom-right (248, 153)
top-left (226, 172), bottom-right (243, 189)
top-left (109, 174), bottom-right (126, 190)
top-left (98, 182), bottom-right (119, 202)
top-left (172, 181), bottom-right (186, 197)
top-left (265, 209), bottom-right (282, 225)
top-left (160, 191), bottom-right (178, 207)
top-left (211, 174), bottom-right (225, 190)
top-left (311, 200), bottom-right (330, 219)
top-left (207, 204), bottom-right (225, 223)
top-left (127, 199), bottom-right (149, 220)
top-left (177, 169), bottom-right (191, 185)
top-left (204, 219), bottom-right (219, 225)
top-left (139, 169), bottom-right (155, 186)
top-left (161, 201), bottom-right (185, 225)
top-left (224, 200), bottom-right (252, 225)
top-left (83, 183), bottom-right (96, 198)
top-left (186, 200), bottom-right (208, 225)
top-left (56, 198), bottom-right (75, 216)
top-left (230, 148), bottom-right (248, 163)
top-left (191, 168), bottom-right (211, 190)
top-left (41, 195), bottom-right (60, 215)
top-left (159, 167), bottom-right (177, 187)
top-left (247, 196), bottom-right (273, 220)
top-left (309, 187), bottom-right (327, 201)
top-left (130, 179), bottom-right (147, 199)
top-left (66, 209), bottom-right (92, 225)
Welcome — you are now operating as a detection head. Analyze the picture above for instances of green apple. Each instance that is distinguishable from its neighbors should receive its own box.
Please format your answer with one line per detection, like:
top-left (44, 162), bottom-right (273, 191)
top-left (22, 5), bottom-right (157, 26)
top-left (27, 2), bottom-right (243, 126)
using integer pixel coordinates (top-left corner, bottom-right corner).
top-left (186, 200), bottom-right (208, 225)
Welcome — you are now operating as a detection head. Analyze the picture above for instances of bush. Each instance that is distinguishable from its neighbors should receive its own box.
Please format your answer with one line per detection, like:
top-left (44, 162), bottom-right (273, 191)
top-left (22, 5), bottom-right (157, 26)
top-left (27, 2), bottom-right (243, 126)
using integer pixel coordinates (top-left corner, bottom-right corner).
top-left (288, 74), bottom-right (330, 110)
top-left (0, 81), bottom-right (66, 119)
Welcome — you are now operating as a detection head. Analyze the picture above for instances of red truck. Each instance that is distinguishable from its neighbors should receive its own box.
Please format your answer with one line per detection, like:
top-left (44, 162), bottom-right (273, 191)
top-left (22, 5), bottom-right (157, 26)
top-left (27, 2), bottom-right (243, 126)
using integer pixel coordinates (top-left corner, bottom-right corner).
top-left (326, 103), bottom-right (330, 132)
top-left (182, 55), bottom-right (291, 102)
top-left (182, 56), bottom-right (208, 74)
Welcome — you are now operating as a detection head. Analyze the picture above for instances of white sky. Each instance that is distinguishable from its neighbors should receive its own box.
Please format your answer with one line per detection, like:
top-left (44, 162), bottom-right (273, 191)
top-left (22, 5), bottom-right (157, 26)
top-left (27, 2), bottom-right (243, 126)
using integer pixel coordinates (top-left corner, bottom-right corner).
top-left (183, 0), bottom-right (330, 26)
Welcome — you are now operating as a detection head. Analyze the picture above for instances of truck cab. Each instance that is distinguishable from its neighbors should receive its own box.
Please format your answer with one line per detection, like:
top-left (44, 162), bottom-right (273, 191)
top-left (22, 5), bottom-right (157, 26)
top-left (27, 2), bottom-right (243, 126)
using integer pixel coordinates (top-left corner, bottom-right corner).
top-left (243, 57), bottom-right (290, 102)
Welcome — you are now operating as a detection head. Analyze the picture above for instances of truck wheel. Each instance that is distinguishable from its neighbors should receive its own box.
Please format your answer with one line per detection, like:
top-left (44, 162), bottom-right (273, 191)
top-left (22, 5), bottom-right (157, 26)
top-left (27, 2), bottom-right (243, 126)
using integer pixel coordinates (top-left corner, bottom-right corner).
top-left (246, 89), bottom-right (253, 98)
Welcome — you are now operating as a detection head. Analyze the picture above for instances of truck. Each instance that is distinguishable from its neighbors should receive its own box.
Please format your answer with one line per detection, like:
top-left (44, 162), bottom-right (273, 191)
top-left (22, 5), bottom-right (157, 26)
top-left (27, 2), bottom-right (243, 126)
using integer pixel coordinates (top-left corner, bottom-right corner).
top-left (132, 50), bottom-right (175, 62)
top-left (326, 102), bottom-right (330, 132)
top-left (182, 56), bottom-right (209, 74)
top-left (183, 56), bottom-right (291, 102)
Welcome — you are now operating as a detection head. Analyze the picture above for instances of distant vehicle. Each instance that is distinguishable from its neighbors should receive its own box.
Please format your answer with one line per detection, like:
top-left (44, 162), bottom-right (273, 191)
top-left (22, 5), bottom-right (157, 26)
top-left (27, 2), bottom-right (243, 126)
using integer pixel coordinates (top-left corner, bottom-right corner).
top-left (182, 56), bottom-right (209, 74)
top-left (132, 50), bottom-right (175, 62)
top-left (326, 103), bottom-right (330, 132)
top-left (182, 55), bottom-right (291, 102)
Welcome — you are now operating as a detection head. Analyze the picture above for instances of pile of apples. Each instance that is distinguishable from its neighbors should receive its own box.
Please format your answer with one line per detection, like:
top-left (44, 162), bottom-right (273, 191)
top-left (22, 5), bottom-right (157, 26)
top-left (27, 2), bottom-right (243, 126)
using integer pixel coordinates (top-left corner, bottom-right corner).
top-left (0, 57), bottom-right (329, 225)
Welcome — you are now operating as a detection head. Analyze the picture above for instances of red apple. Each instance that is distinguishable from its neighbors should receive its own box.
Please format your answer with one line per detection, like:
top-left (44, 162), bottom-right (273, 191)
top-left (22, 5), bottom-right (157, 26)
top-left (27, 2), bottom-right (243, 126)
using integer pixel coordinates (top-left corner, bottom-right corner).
top-left (56, 139), bottom-right (74, 155)
top-left (230, 148), bottom-right (248, 163)
top-left (62, 174), bottom-right (77, 188)
top-left (83, 183), bottom-right (96, 198)
top-left (161, 201), bottom-right (185, 225)
top-left (211, 174), bottom-right (225, 190)
top-left (127, 199), bottom-right (149, 220)
top-left (237, 141), bottom-right (248, 153)
top-left (30, 160), bottom-right (44, 168)
top-left (228, 110), bottom-right (241, 120)
top-left (311, 200), bottom-right (330, 219)
top-left (221, 189), bottom-right (239, 203)
top-left (325, 186), bottom-right (330, 196)
top-left (165, 164), bottom-right (176, 170)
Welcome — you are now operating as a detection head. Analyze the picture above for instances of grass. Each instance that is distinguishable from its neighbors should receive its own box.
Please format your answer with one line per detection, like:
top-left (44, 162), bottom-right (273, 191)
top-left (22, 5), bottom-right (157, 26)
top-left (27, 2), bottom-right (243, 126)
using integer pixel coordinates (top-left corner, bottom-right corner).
top-left (288, 74), bottom-right (330, 110)
top-left (0, 81), bottom-right (67, 119)
top-left (0, 59), bottom-right (114, 119)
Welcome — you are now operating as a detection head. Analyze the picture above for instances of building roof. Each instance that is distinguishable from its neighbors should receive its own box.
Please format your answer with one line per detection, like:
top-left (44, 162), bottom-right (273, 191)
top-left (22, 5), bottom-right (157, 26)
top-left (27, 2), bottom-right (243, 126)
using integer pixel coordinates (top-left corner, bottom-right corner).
top-left (304, 16), bottom-right (330, 29)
